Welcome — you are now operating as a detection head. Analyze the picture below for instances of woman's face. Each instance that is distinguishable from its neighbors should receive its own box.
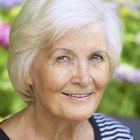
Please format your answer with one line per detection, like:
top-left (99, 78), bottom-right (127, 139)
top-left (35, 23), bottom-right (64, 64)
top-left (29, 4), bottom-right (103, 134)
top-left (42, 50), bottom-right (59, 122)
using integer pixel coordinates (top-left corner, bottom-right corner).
top-left (29, 25), bottom-right (110, 121)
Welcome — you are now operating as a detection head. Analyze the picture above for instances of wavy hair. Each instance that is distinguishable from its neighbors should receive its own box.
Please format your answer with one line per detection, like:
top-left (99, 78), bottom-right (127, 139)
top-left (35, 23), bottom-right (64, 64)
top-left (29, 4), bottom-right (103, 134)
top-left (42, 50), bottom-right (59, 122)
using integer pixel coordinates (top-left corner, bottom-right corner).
top-left (8, 0), bottom-right (123, 101)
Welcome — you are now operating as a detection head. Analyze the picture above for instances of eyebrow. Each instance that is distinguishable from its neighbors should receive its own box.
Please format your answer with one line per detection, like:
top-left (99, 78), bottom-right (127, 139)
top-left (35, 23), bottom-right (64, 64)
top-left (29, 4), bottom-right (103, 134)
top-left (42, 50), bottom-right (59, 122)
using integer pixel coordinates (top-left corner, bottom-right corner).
top-left (91, 50), bottom-right (108, 55)
top-left (49, 47), bottom-right (109, 58)
top-left (49, 48), bottom-right (75, 56)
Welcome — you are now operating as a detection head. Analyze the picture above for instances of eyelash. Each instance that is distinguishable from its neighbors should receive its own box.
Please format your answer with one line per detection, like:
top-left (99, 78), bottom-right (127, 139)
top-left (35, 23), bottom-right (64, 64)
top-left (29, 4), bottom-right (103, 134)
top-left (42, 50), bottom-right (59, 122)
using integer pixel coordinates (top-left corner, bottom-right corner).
top-left (89, 54), bottom-right (104, 62)
top-left (56, 55), bottom-right (71, 62)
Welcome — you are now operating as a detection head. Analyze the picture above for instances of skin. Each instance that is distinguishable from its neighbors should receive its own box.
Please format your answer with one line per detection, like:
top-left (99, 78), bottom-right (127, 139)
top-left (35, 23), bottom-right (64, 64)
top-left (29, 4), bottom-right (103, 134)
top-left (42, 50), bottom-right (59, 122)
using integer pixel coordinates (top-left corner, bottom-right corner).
top-left (0, 24), bottom-right (111, 140)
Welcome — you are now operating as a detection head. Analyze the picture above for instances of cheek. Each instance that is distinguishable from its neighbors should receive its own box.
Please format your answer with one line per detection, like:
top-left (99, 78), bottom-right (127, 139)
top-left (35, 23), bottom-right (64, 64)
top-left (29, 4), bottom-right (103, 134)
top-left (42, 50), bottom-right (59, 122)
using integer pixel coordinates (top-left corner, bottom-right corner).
top-left (41, 66), bottom-right (72, 92)
top-left (92, 66), bottom-right (110, 91)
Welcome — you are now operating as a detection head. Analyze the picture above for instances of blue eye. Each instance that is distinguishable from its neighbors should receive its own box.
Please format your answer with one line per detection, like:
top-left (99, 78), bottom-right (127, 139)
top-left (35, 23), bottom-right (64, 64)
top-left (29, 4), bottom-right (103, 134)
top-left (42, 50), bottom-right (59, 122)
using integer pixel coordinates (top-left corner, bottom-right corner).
top-left (56, 56), bottom-right (70, 62)
top-left (90, 54), bottom-right (103, 62)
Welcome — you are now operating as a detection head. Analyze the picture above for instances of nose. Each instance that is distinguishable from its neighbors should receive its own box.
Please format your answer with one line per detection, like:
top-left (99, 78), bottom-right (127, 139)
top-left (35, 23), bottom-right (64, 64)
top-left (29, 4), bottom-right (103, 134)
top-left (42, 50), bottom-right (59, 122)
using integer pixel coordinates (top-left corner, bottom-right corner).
top-left (71, 62), bottom-right (92, 87)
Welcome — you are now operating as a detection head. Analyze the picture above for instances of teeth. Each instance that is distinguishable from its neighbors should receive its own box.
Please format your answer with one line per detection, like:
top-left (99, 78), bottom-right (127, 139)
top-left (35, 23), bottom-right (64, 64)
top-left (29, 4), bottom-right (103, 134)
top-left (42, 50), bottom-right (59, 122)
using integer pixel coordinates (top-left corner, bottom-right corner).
top-left (70, 94), bottom-right (87, 98)
top-left (62, 92), bottom-right (92, 98)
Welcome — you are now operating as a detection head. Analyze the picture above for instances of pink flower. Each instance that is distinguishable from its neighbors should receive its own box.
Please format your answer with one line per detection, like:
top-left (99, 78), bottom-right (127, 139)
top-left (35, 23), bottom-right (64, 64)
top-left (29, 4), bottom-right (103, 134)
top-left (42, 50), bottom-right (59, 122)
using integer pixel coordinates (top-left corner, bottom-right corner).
top-left (0, 23), bottom-right (10, 48)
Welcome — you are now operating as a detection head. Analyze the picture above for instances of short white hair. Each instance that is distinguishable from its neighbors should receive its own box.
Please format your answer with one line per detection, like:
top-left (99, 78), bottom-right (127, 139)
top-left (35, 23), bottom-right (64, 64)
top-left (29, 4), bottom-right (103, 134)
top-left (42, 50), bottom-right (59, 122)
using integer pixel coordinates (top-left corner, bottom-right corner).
top-left (8, 0), bottom-right (123, 101)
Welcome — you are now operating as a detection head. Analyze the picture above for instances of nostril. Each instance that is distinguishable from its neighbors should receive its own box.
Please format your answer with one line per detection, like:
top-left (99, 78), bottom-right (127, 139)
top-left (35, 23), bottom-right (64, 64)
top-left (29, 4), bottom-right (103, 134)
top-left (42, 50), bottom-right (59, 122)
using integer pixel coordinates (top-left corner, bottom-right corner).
top-left (79, 76), bottom-right (92, 87)
top-left (71, 72), bottom-right (92, 87)
top-left (71, 76), bottom-right (81, 84)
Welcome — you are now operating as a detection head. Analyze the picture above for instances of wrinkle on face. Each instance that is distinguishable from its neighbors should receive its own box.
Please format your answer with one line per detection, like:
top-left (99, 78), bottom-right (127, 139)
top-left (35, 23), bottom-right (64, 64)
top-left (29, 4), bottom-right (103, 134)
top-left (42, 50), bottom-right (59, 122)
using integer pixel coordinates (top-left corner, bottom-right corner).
top-left (28, 24), bottom-right (111, 123)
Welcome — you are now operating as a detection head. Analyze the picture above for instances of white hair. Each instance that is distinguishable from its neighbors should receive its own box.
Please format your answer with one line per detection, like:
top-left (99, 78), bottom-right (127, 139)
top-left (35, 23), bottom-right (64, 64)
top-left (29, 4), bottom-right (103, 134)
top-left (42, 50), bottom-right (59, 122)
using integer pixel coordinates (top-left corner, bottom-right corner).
top-left (8, 0), bottom-right (123, 101)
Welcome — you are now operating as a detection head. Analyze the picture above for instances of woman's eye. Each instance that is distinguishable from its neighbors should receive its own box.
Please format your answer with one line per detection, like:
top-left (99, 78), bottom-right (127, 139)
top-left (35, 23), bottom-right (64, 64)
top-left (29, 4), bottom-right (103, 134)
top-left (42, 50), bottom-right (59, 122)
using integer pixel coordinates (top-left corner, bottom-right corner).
top-left (90, 55), bottom-right (103, 62)
top-left (56, 56), bottom-right (70, 63)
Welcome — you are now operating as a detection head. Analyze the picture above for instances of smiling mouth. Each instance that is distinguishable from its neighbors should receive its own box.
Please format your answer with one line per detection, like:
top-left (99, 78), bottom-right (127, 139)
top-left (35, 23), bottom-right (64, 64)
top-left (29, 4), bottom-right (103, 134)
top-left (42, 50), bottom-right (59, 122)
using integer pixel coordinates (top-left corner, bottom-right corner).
top-left (61, 92), bottom-right (93, 98)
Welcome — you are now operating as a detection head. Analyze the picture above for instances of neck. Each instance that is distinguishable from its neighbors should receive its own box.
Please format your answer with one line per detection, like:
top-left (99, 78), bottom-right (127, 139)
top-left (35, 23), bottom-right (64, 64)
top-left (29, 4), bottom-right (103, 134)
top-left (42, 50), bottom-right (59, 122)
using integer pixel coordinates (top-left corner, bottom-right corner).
top-left (22, 103), bottom-right (93, 140)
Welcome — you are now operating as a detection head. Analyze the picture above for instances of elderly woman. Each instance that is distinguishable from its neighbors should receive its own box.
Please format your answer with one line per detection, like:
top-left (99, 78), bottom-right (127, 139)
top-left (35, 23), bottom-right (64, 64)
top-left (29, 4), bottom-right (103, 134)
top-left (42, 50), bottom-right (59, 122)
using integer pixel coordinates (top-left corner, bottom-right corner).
top-left (0, 0), bottom-right (133, 140)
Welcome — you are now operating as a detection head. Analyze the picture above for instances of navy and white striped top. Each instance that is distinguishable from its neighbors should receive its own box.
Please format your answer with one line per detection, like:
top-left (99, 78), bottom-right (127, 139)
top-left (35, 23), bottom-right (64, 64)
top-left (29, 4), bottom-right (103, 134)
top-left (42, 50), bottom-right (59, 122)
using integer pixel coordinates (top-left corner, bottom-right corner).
top-left (89, 113), bottom-right (133, 140)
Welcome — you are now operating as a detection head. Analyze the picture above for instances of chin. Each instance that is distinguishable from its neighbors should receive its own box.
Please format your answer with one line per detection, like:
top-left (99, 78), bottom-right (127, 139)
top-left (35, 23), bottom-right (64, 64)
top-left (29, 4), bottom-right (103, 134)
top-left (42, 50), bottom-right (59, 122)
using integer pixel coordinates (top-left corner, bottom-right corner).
top-left (64, 108), bottom-right (95, 122)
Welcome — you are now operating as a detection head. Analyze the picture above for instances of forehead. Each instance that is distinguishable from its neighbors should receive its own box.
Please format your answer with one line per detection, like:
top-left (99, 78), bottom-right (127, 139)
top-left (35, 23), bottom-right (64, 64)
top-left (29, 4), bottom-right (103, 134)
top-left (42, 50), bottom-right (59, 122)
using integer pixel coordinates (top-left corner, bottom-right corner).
top-left (51, 24), bottom-right (107, 51)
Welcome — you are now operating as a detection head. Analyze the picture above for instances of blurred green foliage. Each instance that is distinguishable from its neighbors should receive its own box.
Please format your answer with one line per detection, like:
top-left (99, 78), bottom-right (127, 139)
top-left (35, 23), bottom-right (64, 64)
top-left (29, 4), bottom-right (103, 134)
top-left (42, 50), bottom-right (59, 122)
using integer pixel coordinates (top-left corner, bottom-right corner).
top-left (0, 1), bottom-right (140, 118)
top-left (0, 47), bottom-right (26, 118)
top-left (98, 79), bottom-right (140, 118)
top-left (120, 7), bottom-right (140, 68)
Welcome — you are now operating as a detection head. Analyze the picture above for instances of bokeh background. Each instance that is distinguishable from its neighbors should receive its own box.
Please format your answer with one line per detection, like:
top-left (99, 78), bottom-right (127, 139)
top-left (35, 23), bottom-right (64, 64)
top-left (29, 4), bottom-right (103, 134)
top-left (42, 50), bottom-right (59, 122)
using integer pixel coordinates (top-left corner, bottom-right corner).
top-left (0, 0), bottom-right (140, 121)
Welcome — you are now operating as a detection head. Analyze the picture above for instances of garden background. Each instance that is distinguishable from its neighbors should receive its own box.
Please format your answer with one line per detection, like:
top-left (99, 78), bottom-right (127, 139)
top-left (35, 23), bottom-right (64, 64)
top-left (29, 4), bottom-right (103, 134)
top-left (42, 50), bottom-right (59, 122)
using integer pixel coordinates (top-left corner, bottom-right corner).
top-left (0, 0), bottom-right (140, 121)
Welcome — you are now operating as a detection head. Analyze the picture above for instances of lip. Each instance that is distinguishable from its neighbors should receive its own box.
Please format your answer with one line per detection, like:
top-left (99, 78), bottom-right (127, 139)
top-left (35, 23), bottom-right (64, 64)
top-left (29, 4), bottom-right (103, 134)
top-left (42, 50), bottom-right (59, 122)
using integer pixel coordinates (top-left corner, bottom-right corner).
top-left (61, 92), bottom-right (93, 101)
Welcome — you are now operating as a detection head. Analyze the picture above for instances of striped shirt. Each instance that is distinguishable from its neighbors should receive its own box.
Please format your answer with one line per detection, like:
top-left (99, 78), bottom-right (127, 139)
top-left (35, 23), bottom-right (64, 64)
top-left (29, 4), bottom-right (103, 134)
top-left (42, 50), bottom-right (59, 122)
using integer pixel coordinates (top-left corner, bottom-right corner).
top-left (89, 113), bottom-right (133, 140)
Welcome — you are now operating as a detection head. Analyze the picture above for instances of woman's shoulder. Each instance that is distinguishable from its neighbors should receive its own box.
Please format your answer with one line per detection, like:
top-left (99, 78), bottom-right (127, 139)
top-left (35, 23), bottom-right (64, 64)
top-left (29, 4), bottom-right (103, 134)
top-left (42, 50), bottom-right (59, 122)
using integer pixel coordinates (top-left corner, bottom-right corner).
top-left (0, 120), bottom-right (11, 140)
top-left (0, 113), bottom-right (22, 140)
top-left (91, 113), bottom-right (133, 140)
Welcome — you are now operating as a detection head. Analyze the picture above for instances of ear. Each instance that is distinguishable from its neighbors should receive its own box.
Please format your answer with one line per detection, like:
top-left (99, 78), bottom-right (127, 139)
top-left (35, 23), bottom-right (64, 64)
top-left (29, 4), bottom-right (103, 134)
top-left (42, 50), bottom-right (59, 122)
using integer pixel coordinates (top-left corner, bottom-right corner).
top-left (26, 73), bottom-right (34, 86)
